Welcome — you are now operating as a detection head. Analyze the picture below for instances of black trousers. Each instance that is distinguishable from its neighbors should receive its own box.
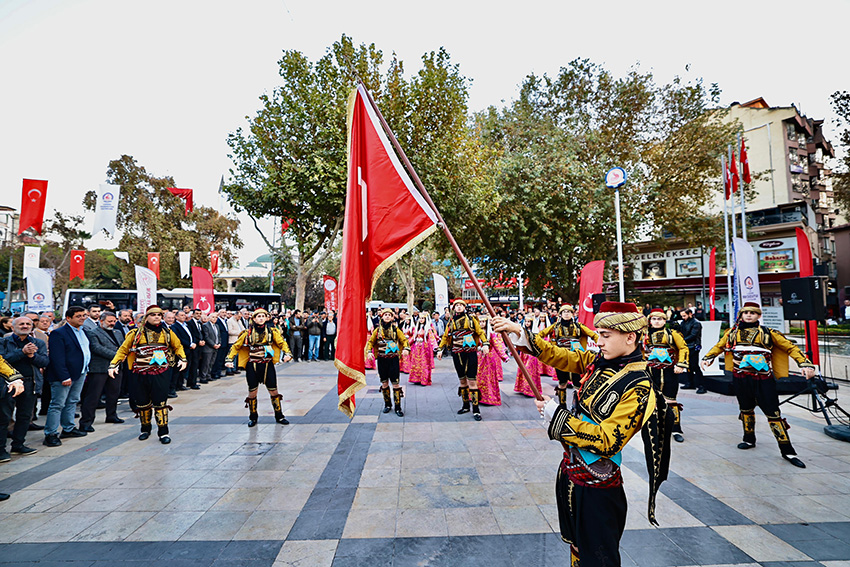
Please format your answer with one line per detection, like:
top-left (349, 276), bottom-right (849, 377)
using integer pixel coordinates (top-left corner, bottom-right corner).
top-left (199, 348), bottom-right (216, 381)
top-left (0, 376), bottom-right (37, 450)
top-left (686, 347), bottom-right (703, 388)
top-left (556, 466), bottom-right (627, 567)
top-left (555, 368), bottom-right (581, 388)
top-left (80, 372), bottom-right (122, 427)
top-left (451, 351), bottom-right (478, 380)
top-left (648, 367), bottom-right (680, 401)
top-left (213, 345), bottom-right (228, 378)
top-left (246, 362), bottom-right (277, 391)
top-left (289, 335), bottom-right (303, 361)
top-left (733, 374), bottom-right (780, 416)
top-left (377, 357), bottom-right (400, 384)
top-left (185, 348), bottom-right (199, 387)
top-left (130, 369), bottom-right (171, 408)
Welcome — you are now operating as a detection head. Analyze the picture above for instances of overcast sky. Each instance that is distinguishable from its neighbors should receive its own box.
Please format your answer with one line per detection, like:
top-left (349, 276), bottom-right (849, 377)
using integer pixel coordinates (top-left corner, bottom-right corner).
top-left (1, 0), bottom-right (847, 268)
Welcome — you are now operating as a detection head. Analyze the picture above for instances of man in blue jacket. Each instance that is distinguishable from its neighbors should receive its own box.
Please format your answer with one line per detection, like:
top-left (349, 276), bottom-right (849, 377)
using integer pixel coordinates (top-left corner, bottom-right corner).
top-left (43, 306), bottom-right (91, 447)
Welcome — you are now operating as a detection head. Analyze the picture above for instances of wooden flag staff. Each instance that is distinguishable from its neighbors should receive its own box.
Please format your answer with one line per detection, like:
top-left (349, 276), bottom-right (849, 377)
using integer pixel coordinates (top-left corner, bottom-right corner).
top-left (359, 83), bottom-right (543, 402)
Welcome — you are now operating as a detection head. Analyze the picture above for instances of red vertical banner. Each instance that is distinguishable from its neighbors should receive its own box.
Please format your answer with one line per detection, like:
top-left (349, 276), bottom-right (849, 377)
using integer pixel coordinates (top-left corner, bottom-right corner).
top-left (19, 179), bottom-right (48, 235)
top-left (210, 250), bottom-right (220, 275)
top-left (708, 246), bottom-right (716, 321)
top-left (147, 252), bottom-right (160, 279)
top-left (70, 250), bottom-right (85, 281)
top-left (192, 267), bottom-right (215, 315)
top-left (323, 275), bottom-right (338, 312)
top-left (730, 151), bottom-right (739, 194)
top-left (740, 139), bottom-right (751, 184)
top-left (795, 228), bottom-right (819, 365)
top-left (577, 260), bottom-right (606, 328)
top-left (166, 187), bottom-right (193, 215)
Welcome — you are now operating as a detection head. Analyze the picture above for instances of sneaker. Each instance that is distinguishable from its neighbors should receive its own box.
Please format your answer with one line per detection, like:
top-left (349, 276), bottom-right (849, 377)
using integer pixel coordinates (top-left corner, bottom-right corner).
top-left (11, 446), bottom-right (38, 456)
top-left (60, 428), bottom-right (87, 438)
top-left (672, 433), bottom-right (684, 443)
top-left (0, 451), bottom-right (10, 463)
top-left (43, 435), bottom-right (62, 447)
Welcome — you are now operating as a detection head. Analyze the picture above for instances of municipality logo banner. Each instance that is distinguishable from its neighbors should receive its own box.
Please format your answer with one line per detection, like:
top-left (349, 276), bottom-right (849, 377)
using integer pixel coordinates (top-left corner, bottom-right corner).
top-left (93, 183), bottom-right (121, 237)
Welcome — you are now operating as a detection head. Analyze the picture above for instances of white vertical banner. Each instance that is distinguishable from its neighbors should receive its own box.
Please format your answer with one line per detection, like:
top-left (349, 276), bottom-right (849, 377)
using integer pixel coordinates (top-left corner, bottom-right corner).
top-left (733, 237), bottom-right (761, 308)
top-left (92, 184), bottom-right (121, 237)
top-left (433, 273), bottom-right (449, 313)
top-left (179, 251), bottom-right (191, 279)
top-left (135, 265), bottom-right (157, 314)
top-left (113, 251), bottom-right (130, 263)
top-left (23, 246), bottom-right (40, 278)
top-left (26, 267), bottom-right (54, 312)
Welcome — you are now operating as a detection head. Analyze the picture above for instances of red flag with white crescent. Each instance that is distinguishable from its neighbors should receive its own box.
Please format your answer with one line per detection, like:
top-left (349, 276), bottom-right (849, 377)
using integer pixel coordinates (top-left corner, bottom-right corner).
top-left (147, 252), bottom-right (160, 279)
top-left (192, 267), bottom-right (215, 315)
top-left (796, 228), bottom-right (819, 365)
top-left (708, 247), bottom-right (716, 321)
top-left (19, 179), bottom-right (48, 235)
top-left (730, 151), bottom-right (739, 194)
top-left (334, 84), bottom-right (438, 417)
top-left (70, 250), bottom-right (85, 281)
top-left (577, 260), bottom-right (606, 328)
top-left (210, 250), bottom-right (220, 275)
top-left (740, 139), bottom-right (751, 184)
top-left (167, 187), bottom-right (193, 215)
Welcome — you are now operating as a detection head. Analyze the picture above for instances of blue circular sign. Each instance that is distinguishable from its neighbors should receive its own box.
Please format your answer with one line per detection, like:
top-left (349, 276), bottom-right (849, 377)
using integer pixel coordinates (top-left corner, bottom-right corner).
top-left (605, 167), bottom-right (627, 189)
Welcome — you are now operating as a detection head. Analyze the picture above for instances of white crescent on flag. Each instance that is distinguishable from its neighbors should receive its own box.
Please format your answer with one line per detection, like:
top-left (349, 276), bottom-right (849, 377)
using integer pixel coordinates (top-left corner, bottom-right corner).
top-left (27, 188), bottom-right (42, 201)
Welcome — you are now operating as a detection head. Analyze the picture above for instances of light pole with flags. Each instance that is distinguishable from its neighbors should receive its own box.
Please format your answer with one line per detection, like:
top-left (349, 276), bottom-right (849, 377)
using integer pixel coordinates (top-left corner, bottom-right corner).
top-left (606, 167), bottom-right (627, 302)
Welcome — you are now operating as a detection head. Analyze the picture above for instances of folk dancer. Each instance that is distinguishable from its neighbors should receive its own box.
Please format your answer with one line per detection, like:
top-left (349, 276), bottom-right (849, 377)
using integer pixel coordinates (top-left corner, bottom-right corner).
top-left (514, 316), bottom-right (542, 398)
top-left (644, 308), bottom-right (689, 442)
top-left (408, 311), bottom-right (437, 386)
top-left (702, 301), bottom-right (815, 468)
top-left (493, 302), bottom-right (670, 567)
top-left (109, 306), bottom-right (186, 444)
top-left (437, 300), bottom-right (490, 421)
top-left (226, 309), bottom-right (293, 427)
top-left (540, 305), bottom-right (598, 402)
top-left (476, 313), bottom-right (508, 406)
top-left (366, 308), bottom-right (410, 417)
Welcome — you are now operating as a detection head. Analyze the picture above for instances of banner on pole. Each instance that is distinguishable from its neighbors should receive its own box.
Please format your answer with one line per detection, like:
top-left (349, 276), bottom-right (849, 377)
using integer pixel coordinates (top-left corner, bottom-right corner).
top-left (135, 265), bottom-right (157, 314)
top-left (210, 250), bottom-right (220, 275)
top-left (92, 184), bottom-right (120, 237)
top-left (708, 247), bottom-right (716, 321)
top-left (179, 252), bottom-right (191, 278)
top-left (192, 267), bottom-right (215, 315)
top-left (26, 267), bottom-right (54, 312)
top-left (323, 275), bottom-right (338, 312)
top-left (113, 251), bottom-right (130, 263)
top-left (733, 237), bottom-right (761, 309)
top-left (19, 179), bottom-right (48, 235)
top-left (577, 260), bottom-right (606, 328)
top-left (433, 273), bottom-right (449, 314)
top-left (70, 250), bottom-right (85, 281)
top-left (147, 252), bottom-right (160, 279)
top-left (23, 246), bottom-right (40, 279)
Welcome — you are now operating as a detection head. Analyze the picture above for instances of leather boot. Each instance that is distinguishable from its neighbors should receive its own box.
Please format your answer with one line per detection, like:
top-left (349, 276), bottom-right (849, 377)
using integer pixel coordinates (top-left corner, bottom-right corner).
top-left (245, 396), bottom-right (259, 427)
top-left (554, 387), bottom-right (568, 406)
top-left (393, 388), bottom-right (404, 417)
top-left (154, 405), bottom-right (171, 444)
top-left (768, 413), bottom-right (805, 468)
top-left (137, 405), bottom-right (153, 441)
top-left (457, 386), bottom-right (470, 414)
top-left (270, 393), bottom-right (289, 425)
top-left (470, 388), bottom-right (482, 421)
top-left (738, 410), bottom-right (756, 449)
top-left (380, 386), bottom-right (392, 414)
top-left (670, 401), bottom-right (684, 442)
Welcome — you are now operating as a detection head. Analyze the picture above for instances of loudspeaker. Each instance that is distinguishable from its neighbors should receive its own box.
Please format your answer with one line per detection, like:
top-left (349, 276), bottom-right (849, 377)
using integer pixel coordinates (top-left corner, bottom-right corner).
top-left (780, 277), bottom-right (826, 321)
top-left (592, 293), bottom-right (607, 314)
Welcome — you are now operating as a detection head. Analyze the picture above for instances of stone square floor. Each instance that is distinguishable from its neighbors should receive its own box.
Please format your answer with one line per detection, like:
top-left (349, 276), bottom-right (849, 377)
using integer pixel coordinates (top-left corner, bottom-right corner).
top-left (1, 358), bottom-right (849, 566)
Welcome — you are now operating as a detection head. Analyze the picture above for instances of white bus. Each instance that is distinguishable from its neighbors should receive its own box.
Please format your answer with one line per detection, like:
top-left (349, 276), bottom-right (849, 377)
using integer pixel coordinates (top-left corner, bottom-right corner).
top-left (63, 288), bottom-right (282, 313)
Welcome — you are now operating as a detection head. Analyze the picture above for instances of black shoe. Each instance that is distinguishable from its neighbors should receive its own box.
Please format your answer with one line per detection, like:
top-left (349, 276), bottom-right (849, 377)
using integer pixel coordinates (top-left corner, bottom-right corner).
top-left (248, 418), bottom-right (258, 427)
top-left (0, 493), bottom-right (9, 501)
top-left (106, 417), bottom-right (125, 424)
top-left (673, 433), bottom-right (684, 443)
top-left (177, 386), bottom-right (189, 391)
top-left (96, 403), bottom-right (106, 410)
top-left (80, 425), bottom-right (95, 433)
top-left (138, 432), bottom-right (151, 441)
top-left (473, 413), bottom-right (482, 421)
top-left (457, 407), bottom-right (470, 415)
top-left (199, 379), bottom-right (209, 384)
top-left (11, 446), bottom-right (37, 456)
top-left (696, 387), bottom-right (707, 394)
top-left (28, 422), bottom-right (45, 431)
top-left (190, 385), bottom-right (201, 390)
top-left (383, 406), bottom-right (392, 414)
top-left (737, 441), bottom-right (755, 450)
top-left (681, 384), bottom-right (695, 390)
top-left (276, 415), bottom-right (290, 425)
top-left (43, 435), bottom-right (62, 447)
top-left (167, 392), bottom-right (178, 399)
top-left (60, 428), bottom-right (87, 438)
top-left (395, 407), bottom-right (405, 417)
top-left (0, 451), bottom-right (10, 463)
top-left (783, 454), bottom-right (806, 468)
top-left (159, 435), bottom-right (171, 445)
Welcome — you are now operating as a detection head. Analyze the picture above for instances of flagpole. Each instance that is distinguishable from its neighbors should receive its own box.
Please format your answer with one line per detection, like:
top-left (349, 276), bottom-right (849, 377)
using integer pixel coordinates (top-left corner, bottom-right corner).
top-left (738, 134), bottom-right (747, 242)
top-left (360, 84), bottom-right (543, 401)
top-left (728, 145), bottom-right (737, 240)
top-left (722, 156), bottom-right (734, 328)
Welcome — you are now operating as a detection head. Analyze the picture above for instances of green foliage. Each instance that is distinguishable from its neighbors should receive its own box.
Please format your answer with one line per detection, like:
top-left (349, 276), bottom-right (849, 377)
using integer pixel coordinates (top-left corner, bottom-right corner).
top-left (82, 155), bottom-right (243, 290)
top-left (830, 90), bottom-right (850, 214)
top-left (471, 60), bottom-right (737, 300)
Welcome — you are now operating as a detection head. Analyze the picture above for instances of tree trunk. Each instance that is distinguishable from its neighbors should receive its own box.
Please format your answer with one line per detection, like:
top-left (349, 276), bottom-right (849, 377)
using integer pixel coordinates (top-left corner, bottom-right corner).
top-left (396, 259), bottom-right (416, 311)
top-left (295, 261), bottom-right (308, 312)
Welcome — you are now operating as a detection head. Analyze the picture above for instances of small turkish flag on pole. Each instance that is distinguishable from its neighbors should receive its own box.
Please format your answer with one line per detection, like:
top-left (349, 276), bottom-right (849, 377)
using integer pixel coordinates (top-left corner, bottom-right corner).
top-left (19, 179), bottom-right (48, 234)
top-left (730, 151), bottom-right (740, 194)
top-left (740, 139), bottom-right (751, 184)
top-left (210, 250), bottom-right (220, 275)
top-left (192, 267), bottom-right (215, 315)
top-left (70, 250), bottom-right (85, 281)
top-left (147, 252), bottom-right (160, 279)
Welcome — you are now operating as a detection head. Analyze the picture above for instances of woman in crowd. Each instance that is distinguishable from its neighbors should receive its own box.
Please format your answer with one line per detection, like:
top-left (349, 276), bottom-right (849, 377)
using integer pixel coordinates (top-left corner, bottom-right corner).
top-left (408, 311), bottom-right (437, 386)
top-left (477, 313), bottom-right (508, 405)
top-left (514, 316), bottom-right (542, 397)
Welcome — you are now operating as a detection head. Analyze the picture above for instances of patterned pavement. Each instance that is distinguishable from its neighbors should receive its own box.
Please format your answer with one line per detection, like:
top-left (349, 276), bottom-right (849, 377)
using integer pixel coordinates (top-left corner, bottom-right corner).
top-left (1, 358), bottom-right (849, 566)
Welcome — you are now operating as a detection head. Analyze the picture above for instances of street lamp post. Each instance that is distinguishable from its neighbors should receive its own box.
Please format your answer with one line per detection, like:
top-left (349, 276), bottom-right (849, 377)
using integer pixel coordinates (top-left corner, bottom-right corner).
top-left (606, 168), bottom-right (627, 302)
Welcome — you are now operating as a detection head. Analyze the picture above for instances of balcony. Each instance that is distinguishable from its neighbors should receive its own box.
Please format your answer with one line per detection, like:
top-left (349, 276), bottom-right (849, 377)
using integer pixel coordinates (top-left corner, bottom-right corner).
top-left (746, 204), bottom-right (808, 228)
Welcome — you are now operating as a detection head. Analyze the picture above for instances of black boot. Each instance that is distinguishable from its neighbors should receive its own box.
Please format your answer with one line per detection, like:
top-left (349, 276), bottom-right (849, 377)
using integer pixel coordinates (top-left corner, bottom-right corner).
top-left (270, 393), bottom-right (289, 425)
top-left (737, 410), bottom-right (756, 449)
top-left (768, 413), bottom-right (805, 468)
top-left (381, 386), bottom-right (392, 414)
top-left (137, 405), bottom-right (153, 441)
top-left (457, 386), bottom-right (470, 414)
top-left (393, 388), bottom-right (404, 417)
top-left (470, 388), bottom-right (482, 421)
top-left (670, 401), bottom-right (684, 443)
top-left (154, 405), bottom-right (171, 444)
top-left (554, 387), bottom-right (568, 406)
top-left (245, 396), bottom-right (259, 427)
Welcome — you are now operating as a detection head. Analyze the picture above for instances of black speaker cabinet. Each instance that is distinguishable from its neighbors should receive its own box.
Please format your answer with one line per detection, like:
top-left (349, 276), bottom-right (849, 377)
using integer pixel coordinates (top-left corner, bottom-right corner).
top-left (780, 277), bottom-right (826, 321)
top-left (592, 293), bottom-right (607, 314)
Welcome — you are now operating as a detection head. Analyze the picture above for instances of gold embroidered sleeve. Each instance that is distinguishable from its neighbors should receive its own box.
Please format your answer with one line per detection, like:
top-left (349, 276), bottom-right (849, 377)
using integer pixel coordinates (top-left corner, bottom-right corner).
top-left (396, 328), bottom-right (410, 351)
top-left (770, 330), bottom-right (813, 368)
top-left (539, 323), bottom-right (557, 339)
top-left (437, 325), bottom-right (451, 350)
top-left (671, 330), bottom-right (689, 368)
top-left (273, 328), bottom-right (291, 355)
top-left (110, 329), bottom-right (137, 368)
top-left (528, 332), bottom-right (595, 374)
top-left (547, 382), bottom-right (654, 458)
top-left (0, 355), bottom-right (23, 382)
top-left (227, 330), bottom-right (248, 362)
top-left (578, 323), bottom-right (599, 343)
top-left (365, 329), bottom-right (379, 358)
top-left (702, 330), bottom-right (730, 362)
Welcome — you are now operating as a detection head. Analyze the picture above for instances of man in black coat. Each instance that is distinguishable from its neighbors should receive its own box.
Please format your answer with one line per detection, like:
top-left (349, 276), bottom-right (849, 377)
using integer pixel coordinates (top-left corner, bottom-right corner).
top-left (171, 311), bottom-right (196, 391)
top-left (678, 309), bottom-right (705, 393)
top-left (79, 312), bottom-right (124, 431)
top-left (185, 310), bottom-right (204, 388)
top-left (0, 317), bottom-right (48, 457)
top-left (198, 313), bottom-right (221, 383)
top-left (211, 310), bottom-right (228, 379)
